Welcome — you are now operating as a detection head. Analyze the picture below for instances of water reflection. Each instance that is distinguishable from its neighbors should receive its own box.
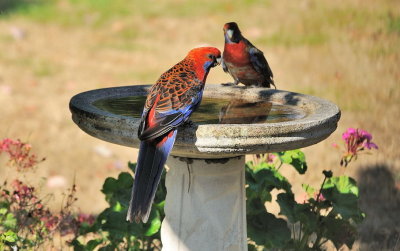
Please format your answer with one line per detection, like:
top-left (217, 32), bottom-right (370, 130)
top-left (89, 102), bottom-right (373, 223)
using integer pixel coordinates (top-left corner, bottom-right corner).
top-left (93, 96), bottom-right (306, 125)
top-left (219, 99), bottom-right (272, 124)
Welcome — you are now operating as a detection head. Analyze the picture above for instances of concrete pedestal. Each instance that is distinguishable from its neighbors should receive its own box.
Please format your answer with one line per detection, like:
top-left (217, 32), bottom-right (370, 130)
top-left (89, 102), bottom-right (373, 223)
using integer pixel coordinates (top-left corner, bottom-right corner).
top-left (161, 156), bottom-right (247, 251)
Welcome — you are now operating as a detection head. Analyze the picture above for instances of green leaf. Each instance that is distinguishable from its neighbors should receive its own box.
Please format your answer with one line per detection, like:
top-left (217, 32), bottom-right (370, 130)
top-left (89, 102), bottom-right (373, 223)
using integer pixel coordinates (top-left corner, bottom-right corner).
top-left (302, 184), bottom-right (315, 198)
top-left (69, 238), bottom-right (85, 250)
top-left (3, 213), bottom-right (17, 229)
top-left (78, 217), bottom-right (102, 235)
top-left (1, 230), bottom-right (17, 243)
top-left (0, 207), bottom-right (7, 215)
top-left (247, 243), bottom-right (258, 251)
top-left (276, 193), bottom-right (318, 233)
top-left (117, 172), bottom-right (134, 189)
top-left (86, 239), bottom-right (104, 250)
top-left (322, 176), bottom-right (364, 222)
top-left (276, 193), bottom-right (298, 223)
top-left (323, 176), bottom-right (358, 196)
top-left (247, 211), bottom-right (291, 248)
top-left (99, 209), bottom-right (133, 239)
top-left (144, 210), bottom-right (162, 236)
top-left (278, 150), bottom-right (308, 174)
top-left (112, 201), bottom-right (123, 212)
top-left (102, 177), bottom-right (118, 194)
top-left (245, 161), bottom-right (292, 201)
top-left (102, 173), bottom-right (133, 194)
top-left (73, 163), bottom-right (165, 249)
top-left (246, 160), bottom-right (293, 248)
top-left (322, 215), bottom-right (357, 249)
top-left (102, 172), bottom-right (133, 208)
top-left (98, 204), bottom-right (163, 240)
top-left (154, 200), bottom-right (165, 211)
top-left (246, 198), bottom-right (267, 216)
top-left (128, 161), bottom-right (137, 173)
top-left (99, 245), bottom-right (118, 251)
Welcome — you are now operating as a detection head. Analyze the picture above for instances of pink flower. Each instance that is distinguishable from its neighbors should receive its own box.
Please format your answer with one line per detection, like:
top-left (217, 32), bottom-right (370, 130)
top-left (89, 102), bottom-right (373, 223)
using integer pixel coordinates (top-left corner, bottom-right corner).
top-left (0, 138), bottom-right (45, 171)
top-left (359, 130), bottom-right (372, 141)
top-left (266, 153), bottom-right (276, 163)
top-left (42, 215), bottom-right (60, 231)
top-left (340, 128), bottom-right (378, 167)
top-left (358, 130), bottom-right (378, 150)
top-left (76, 213), bottom-right (95, 225)
top-left (342, 128), bottom-right (356, 141)
top-left (314, 192), bottom-right (325, 202)
top-left (364, 141), bottom-right (378, 150)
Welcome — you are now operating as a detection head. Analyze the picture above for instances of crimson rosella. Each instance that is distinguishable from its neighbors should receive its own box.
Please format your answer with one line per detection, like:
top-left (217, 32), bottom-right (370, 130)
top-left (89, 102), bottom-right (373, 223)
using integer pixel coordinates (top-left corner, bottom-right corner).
top-left (222, 22), bottom-right (276, 88)
top-left (127, 47), bottom-right (221, 223)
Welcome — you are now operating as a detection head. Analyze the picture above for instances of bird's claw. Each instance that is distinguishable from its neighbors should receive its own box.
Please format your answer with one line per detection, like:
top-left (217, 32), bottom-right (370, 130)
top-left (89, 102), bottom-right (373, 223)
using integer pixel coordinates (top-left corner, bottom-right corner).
top-left (221, 82), bottom-right (238, 86)
top-left (184, 120), bottom-right (195, 127)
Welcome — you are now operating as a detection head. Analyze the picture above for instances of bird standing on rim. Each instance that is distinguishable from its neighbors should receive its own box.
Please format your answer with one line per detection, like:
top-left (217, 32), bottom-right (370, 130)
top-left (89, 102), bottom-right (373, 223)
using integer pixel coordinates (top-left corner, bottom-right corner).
top-left (222, 22), bottom-right (276, 88)
top-left (127, 47), bottom-right (221, 223)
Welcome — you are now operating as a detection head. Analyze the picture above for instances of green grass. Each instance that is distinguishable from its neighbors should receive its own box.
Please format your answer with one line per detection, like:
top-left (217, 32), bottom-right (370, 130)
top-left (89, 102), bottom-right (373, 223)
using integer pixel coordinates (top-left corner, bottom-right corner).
top-left (1, 0), bottom-right (269, 27)
top-left (9, 0), bottom-right (391, 50)
top-left (387, 12), bottom-right (400, 34)
top-left (255, 1), bottom-right (392, 47)
top-left (260, 32), bottom-right (328, 47)
top-left (0, 0), bottom-right (42, 15)
top-left (3, 1), bottom-right (75, 25)
top-left (0, 52), bottom-right (59, 77)
top-left (33, 61), bottom-right (59, 77)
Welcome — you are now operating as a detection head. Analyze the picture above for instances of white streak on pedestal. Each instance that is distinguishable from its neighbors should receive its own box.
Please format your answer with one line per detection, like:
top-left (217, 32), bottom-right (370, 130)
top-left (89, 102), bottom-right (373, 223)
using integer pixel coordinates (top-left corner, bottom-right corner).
top-left (161, 156), bottom-right (247, 251)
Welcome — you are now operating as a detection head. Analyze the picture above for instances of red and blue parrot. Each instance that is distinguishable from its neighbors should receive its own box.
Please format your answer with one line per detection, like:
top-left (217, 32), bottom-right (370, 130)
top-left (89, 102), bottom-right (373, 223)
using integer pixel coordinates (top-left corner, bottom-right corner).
top-left (127, 47), bottom-right (221, 223)
top-left (222, 22), bottom-right (276, 88)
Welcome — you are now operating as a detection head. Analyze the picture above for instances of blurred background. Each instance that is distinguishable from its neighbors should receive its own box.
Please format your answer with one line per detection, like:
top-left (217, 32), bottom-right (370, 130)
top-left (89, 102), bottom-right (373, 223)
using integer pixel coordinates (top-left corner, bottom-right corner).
top-left (0, 0), bottom-right (399, 249)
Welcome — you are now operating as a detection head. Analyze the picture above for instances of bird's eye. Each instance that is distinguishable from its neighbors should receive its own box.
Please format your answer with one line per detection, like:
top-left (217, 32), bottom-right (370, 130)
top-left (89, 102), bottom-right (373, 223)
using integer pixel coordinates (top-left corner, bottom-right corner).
top-left (208, 54), bottom-right (215, 60)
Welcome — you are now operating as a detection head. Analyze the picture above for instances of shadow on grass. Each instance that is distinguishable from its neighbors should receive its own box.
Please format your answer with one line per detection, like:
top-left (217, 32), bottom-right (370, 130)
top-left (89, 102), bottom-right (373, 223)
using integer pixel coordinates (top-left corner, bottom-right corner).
top-left (357, 163), bottom-right (400, 251)
top-left (0, 0), bottom-right (40, 14)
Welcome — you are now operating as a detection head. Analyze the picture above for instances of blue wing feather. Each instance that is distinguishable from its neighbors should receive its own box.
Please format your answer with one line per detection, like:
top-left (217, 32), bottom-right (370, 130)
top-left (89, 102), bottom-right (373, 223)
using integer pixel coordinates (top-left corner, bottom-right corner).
top-left (139, 96), bottom-right (201, 141)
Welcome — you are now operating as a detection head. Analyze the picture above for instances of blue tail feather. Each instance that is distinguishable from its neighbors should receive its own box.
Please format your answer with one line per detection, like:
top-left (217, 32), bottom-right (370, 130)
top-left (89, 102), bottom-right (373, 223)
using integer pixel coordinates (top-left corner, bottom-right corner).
top-left (127, 130), bottom-right (177, 223)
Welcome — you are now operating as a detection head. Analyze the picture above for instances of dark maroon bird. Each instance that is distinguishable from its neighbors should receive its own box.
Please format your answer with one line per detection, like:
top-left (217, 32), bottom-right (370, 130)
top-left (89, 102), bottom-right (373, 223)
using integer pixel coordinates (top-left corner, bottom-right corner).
top-left (222, 22), bottom-right (275, 88)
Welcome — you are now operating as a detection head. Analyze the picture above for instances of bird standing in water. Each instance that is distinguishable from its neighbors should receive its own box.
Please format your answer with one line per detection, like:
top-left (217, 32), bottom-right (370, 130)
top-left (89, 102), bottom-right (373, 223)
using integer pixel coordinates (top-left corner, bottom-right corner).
top-left (127, 47), bottom-right (221, 223)
top-left (222, 22), bottom-right (276, 88)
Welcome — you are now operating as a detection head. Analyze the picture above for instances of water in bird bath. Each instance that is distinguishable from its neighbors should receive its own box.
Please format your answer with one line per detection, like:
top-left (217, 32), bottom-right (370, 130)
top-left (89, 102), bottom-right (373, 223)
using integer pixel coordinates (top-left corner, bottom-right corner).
top-left (93, 96), bottom-right (306, 124)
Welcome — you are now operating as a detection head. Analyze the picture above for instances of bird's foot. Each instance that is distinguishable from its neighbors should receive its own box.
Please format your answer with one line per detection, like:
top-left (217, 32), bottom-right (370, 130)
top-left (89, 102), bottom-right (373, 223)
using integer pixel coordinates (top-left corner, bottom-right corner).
top-left (184, 120), bottom-right (195, 127)
top-left (221, 82), bottom-right (237, 86)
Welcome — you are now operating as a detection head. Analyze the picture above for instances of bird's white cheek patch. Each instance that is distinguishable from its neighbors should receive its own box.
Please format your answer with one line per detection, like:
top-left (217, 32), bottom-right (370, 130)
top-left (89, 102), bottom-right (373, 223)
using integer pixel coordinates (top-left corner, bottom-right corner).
top-left (227, 29), bottom-right (234, 39)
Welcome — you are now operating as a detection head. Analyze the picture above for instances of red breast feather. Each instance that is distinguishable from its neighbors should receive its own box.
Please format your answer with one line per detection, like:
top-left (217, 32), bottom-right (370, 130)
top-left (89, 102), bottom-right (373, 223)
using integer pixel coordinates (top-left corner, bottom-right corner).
top-left (224, 41), bottom-right (264, 86)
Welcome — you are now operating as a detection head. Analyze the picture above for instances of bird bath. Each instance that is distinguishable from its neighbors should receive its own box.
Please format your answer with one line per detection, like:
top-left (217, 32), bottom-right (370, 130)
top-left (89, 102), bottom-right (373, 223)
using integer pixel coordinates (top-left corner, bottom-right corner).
top-left (69, 84), bottom-right (340, 251)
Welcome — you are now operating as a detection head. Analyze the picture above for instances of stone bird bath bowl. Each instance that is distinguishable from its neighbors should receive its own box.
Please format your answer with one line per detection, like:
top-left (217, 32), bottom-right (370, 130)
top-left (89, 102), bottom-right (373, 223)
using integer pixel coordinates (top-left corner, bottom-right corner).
top-left (69, 84), bottom-right (340, 251)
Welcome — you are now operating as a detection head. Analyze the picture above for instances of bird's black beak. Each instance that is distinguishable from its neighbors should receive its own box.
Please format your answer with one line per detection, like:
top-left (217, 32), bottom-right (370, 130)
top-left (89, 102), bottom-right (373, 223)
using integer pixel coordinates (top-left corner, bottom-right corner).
top-left (214, 56), bottom-right (221, 67)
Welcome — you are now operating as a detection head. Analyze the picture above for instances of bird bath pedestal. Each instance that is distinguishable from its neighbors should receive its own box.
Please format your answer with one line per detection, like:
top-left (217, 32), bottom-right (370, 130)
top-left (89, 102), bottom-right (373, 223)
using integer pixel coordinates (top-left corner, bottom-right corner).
top-left (69, 84), bottom-right (340, 251)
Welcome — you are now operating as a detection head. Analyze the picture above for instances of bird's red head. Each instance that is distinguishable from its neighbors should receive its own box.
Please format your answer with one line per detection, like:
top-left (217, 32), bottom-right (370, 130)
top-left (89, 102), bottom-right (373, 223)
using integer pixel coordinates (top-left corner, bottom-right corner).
top-left (186, 47), bottom-right (221, 78)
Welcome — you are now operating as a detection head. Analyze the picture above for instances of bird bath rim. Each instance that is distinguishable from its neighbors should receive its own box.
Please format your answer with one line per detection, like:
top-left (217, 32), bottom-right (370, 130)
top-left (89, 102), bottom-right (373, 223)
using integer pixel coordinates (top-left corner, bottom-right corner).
top-left (69, 84), bottom-right (340, 158)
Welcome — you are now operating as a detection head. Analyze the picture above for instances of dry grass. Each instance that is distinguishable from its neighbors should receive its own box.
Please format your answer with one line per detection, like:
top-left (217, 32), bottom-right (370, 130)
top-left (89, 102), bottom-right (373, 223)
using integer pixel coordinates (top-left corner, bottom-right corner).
top-left (0, 0), bottom-right (399, 249)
